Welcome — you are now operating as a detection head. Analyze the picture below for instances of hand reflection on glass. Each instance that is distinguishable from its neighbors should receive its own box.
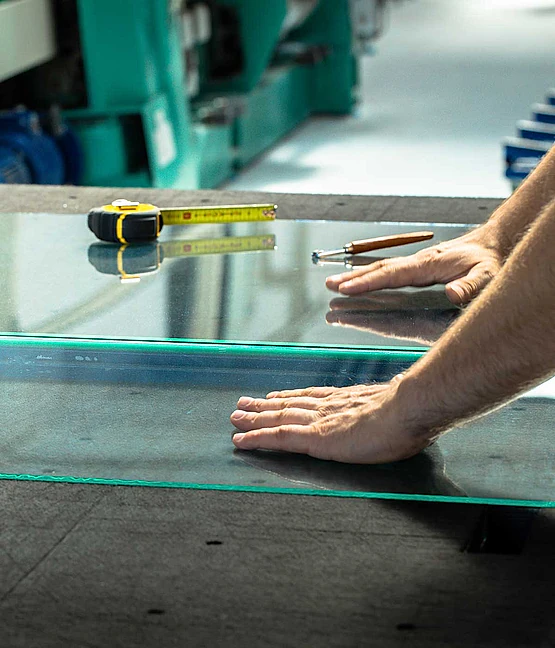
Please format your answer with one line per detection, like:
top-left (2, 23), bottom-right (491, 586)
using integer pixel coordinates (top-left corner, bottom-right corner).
top-left (326, 289), bottom-right (461, 346)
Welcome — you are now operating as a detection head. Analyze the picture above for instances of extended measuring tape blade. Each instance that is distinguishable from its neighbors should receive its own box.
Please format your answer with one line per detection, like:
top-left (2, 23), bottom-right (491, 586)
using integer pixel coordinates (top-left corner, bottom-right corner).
top-left (160, 204), bottom-right (277, 225)
top-left (162, 234), bottom-right (276, 258)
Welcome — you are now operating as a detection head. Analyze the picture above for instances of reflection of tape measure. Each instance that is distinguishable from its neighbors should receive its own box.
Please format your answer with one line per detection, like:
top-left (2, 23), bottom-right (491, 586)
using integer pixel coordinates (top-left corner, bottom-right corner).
top-left (88, 199), bottom-right (277, 244)
top-left (88, 234), bottom-right (276, 282)
top-left (162, 234), bottom-right (276, 258)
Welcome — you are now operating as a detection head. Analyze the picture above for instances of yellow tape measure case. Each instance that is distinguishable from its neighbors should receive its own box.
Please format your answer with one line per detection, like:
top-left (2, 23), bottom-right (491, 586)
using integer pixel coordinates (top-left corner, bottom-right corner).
top-left (88, 202), bottom-right (163, 243)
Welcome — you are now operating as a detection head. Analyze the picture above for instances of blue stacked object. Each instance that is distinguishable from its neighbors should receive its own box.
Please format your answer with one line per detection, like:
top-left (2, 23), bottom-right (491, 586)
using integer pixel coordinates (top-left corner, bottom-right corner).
top-left (0, 145), bottom-right (32, 184)
top-left (503, 89), bottom-right (555, 184)
top-left (0, 107), bottom-right (83, 185)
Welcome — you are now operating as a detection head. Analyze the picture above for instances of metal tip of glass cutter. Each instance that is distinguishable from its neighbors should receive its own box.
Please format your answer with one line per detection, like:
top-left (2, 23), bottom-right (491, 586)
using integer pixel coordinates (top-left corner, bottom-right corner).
top-left (312, 248), bottom-right (345, 260)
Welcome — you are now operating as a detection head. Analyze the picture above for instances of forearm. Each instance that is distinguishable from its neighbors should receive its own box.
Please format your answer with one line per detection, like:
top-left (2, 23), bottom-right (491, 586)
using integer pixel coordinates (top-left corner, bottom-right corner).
top-left (484, 146), bottom-right (555, 257)
top-left (398, 196), bottom-right (555, 436)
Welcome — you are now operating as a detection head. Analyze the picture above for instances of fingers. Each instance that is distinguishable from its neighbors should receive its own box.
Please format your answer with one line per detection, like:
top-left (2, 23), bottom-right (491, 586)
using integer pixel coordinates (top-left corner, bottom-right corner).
top-left (230, 405), bottom-right (318, 432)
top-left (445, 262), bottom-right (497, 304)
top-left (232, 425), bottom-right (313, 454)
top-left (326, 254), bottom-right (431, 295)
top-left (229, 382), bottom-right (419, 463)
top-left (235, 395), bottom-right (322, 411)
top-left (325, 241), bottom-right (503, 298)
top-left (230, 402), bottom-right (358, 460)
top-left (265, 383), bottom-right (385, 400)
top-left (265, 386), bottom-right (337, 399)
top-left (231, 400), bottom-right (320, 455)
top-left (231, 386), bottom-right (384, 433)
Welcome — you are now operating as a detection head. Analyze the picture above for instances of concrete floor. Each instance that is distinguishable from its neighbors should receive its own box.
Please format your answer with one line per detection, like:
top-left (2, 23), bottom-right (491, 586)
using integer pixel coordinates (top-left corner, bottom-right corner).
top-left (226, 0), bottom-right (555, 198)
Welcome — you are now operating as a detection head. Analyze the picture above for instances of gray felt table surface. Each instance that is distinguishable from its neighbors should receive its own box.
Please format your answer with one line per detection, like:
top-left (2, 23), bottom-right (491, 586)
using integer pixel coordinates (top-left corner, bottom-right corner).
top-left (1, 184), bottom-right (554, 648)
top-left (0, 183), bottom-right (499, 224)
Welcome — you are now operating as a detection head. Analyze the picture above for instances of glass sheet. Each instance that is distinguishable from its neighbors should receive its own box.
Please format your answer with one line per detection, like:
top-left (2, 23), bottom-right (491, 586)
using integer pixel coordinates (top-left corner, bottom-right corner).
top-left (1, 337), bottom-right (554, 507)
top-left (0, 212), bottom-right (470, 349)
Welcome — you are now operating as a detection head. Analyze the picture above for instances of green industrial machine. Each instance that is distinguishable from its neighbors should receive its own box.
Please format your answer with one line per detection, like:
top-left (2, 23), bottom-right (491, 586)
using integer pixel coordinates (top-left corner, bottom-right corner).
top-left (1, 0), bottom-right (382, 189)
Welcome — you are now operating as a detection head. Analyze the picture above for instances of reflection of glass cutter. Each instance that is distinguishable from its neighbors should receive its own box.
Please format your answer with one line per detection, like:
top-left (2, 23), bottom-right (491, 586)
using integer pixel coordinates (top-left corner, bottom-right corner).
top-left (88, 234), bottom-right (276, 282)
top-left (312, 255), bottom-right (376, 269)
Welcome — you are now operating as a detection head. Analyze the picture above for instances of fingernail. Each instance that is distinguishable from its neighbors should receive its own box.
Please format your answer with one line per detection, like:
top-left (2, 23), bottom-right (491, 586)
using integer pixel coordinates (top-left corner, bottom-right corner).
top-left (231, 410), bottom-right (245, 421)
top-left (449, 283), bottom-right (464, 300)
top-left (237, 396), bottom-right (252, 408)
top-left (233, 433), bottom-right (245, 443)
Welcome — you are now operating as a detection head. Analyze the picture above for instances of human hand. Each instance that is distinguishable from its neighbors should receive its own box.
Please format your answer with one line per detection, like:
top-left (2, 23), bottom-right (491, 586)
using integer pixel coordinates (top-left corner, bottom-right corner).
top-left (326, 290), bottom-right (460, 346)
top-left (230, 381), bottom-right (437, 464)
top-left (325, 227), bottom-right (504, 305)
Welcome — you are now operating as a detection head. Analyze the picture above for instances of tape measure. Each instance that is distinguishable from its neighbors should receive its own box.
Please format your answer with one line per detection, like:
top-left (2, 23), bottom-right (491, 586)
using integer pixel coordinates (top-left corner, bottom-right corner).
top-left (88, 199), bottom-right (277, 244)
top-left (88, 234), bottom-right (276, 282)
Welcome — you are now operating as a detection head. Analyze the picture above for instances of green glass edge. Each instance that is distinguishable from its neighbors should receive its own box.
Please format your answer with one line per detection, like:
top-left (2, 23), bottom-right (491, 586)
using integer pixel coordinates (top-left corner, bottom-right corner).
top-left (0, 331), bottom-right (426, 353)
top-left (0, 473), bottom-right (552, 508)
top-left (0, 334), bottom-right (431, 504)
top-left (0, 333), bottom-right (425, 361)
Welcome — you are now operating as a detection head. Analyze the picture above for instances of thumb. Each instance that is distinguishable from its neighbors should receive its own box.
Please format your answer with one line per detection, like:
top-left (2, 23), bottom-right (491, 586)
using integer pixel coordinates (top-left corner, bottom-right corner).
top-left (445, 264), bottom-right (495, 305)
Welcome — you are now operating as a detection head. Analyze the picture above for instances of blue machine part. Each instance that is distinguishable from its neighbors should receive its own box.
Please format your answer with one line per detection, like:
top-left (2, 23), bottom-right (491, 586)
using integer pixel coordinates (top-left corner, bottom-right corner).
top-left (0, 145), bottom-right (32, 184)
top-left (506, 156), bottom-right (541, 183)
top-left (532, 103), bottom-right (555, 125)
top-left (504, 136), bottom-right (550, 183)
top-left (52, 125), bottom-right (83, 185)
top-left (504, 136), bottom-right (551, 164)
top-left (503, 91), bottom-right (555, 184)
top-left (517, 119), bottom-right (555, 143)
top-left (40, 107), bottom-right (84, 185)
top-left (0, 108), bottom-right (82, 185)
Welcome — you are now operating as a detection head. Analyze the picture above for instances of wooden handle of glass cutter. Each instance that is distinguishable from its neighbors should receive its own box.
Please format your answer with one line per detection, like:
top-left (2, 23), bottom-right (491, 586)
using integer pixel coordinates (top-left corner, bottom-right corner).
top-left (346, 231), bottom-right (434, 254)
